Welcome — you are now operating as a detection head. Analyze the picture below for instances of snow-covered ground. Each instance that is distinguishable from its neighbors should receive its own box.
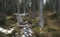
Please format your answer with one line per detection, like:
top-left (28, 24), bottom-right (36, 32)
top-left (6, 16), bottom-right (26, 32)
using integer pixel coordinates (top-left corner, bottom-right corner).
top-left (0, 27), bottom-right (14, 34)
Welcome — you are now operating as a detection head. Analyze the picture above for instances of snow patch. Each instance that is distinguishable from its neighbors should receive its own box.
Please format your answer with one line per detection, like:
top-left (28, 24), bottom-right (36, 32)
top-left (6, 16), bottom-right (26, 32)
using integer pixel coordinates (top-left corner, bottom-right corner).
top-left (0, 27), bottom-right (14, 34)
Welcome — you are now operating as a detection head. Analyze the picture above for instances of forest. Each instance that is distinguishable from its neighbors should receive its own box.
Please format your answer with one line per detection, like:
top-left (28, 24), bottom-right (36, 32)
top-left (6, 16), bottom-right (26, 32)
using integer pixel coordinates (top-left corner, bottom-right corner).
top-left (0, 0), bottom-right (60, 37)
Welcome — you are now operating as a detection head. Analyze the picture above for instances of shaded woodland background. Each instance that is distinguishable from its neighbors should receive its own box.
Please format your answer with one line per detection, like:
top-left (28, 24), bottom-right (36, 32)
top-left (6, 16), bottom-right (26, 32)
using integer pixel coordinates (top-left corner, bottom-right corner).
top-left (0, 0), bottom-right (60, 37)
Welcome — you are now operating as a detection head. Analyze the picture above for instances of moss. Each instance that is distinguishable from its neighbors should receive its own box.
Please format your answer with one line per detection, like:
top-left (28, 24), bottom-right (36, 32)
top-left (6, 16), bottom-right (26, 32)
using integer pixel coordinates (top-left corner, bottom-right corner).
top-left (32, 26), bottom-right (39, 34)
top-left (0, 32), bottom-right (9, 37)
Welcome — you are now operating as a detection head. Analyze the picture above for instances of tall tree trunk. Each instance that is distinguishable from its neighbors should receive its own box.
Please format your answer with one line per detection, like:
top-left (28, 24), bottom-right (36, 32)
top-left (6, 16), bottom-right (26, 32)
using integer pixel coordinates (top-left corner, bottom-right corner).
top-left (56, 0), bottom-right (60, 20)
top-left (17, 0), bottom-right (23, 25)
top-left (3, 0), bottom-right (7, 25)
top-left (39, 0), bottom-right (44, 32)
top-left (52, 0), bottom-right (56, 11)
top-left (31, 0), bottom-right (36, 18)
top-left (0, 0), bottom-right (7, 26)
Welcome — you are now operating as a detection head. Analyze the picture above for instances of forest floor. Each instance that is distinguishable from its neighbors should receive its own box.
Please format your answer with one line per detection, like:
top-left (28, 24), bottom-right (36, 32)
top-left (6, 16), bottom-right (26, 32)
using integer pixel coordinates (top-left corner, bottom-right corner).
top-left (32, 10), bottom-right (60, 37)
top-left (0, 10), bottom-right (60, 37)
top-left (40, 10), bottom-right (60, 37)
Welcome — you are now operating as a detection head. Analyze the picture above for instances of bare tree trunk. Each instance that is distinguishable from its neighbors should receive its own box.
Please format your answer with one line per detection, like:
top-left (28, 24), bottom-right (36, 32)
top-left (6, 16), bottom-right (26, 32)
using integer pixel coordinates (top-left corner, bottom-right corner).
top-left (17, 0), bottom-right (23, 25)
top-left (52, 0), bottom-right (56, 11)
top-left (56, 0), bottom-right (60, 20)
top-left (31, 0), bottom-right (36, 18)
top-left (39, 0), bottom-right (44, 32)
top-left (3, 0), bottom-right (7, 25)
